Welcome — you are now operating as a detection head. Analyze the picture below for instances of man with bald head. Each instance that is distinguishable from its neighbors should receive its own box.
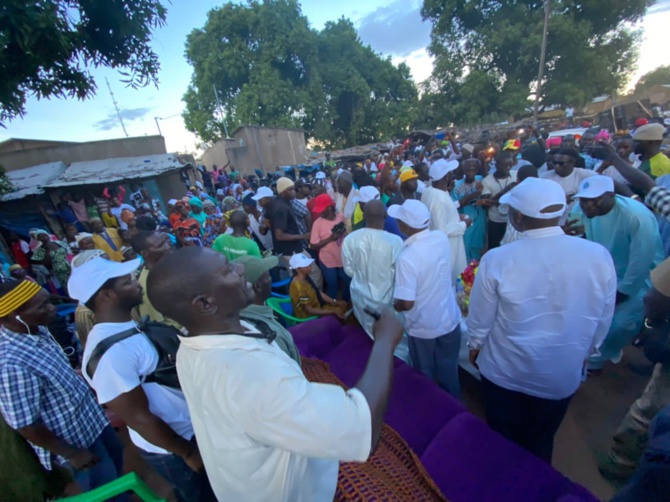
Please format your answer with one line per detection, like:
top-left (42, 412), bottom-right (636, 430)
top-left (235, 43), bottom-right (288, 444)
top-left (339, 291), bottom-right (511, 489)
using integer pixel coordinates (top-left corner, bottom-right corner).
top-left (146, 246), bottom-right (404, 501)
top-left (212, 209), bottom-right (261, 261)
top-left (342, 200), bottom-right (407, 360)
top-left (335, 171), bottom-right (358, 233)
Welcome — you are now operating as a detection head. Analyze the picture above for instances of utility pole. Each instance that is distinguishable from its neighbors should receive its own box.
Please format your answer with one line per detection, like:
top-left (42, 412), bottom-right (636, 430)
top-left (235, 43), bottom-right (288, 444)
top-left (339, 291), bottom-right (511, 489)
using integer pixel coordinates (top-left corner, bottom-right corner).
top-left (533, 0), bottom-right (551, 126)
top-left (154, 117), bottom-right (162, 136)
top-left (213, 85), bottom-right (231, 138)
top-left (105, 77), bottom-right (129, 137)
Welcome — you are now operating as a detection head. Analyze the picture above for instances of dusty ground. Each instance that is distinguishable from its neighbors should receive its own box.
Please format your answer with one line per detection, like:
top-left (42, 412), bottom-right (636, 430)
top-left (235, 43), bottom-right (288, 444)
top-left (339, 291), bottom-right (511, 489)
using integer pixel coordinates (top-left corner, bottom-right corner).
top-left (461, 346), bottom-right (652, 501)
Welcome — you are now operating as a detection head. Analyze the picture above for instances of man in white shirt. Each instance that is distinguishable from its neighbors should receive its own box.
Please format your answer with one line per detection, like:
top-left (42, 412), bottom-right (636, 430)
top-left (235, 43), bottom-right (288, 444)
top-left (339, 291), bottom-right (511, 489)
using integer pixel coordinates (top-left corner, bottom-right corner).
top-left (67, 258), bottom-right (211, 502)
top-left (480, 151), bottom-right (518, 249)
top-left (540, 148), bottom-right (596, 223)
top-left (390, 200), bottom-right (462, 398)
top-left (146, 246), bottom-right (404, 502)
top-left (243, 192), bottom-right (273, 252)
top-left (108, 197), bottom-right (136, 230)
top-left (420, 158), bottom-right (468, 283)
top-left (342, 200), bottom-right (408, 361)
top-left (468, 177), bottom-right (617, 463)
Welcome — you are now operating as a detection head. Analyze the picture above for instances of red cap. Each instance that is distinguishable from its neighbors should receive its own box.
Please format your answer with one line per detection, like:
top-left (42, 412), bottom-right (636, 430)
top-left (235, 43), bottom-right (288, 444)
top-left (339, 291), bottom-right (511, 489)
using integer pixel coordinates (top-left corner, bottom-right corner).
top-left (313, 193), bottom-right (335, 214)
top-left (635, 118), bottom-right (649, 127)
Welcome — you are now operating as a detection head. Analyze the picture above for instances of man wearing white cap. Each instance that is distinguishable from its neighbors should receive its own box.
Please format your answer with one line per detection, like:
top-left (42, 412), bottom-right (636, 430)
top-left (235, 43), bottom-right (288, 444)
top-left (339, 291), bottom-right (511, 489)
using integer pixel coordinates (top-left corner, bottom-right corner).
top-left (352, 185), bottom-right (404, 238)
top-left (574, 175), bottom-right (664, 371)
top-left (68, 258), bottom-right (211, 500)
top-left (468, 177), bottom-right (617, 463)
top-left (420, 158), bottom-right (468, 283)
top-left (390, 200), bottom-right (462, 398)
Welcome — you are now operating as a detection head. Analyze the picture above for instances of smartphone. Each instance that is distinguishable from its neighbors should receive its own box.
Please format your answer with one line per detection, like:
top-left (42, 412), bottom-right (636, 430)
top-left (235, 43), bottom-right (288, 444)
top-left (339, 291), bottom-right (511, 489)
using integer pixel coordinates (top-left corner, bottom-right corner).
top-left (568, 211), bottom-right (583, 226)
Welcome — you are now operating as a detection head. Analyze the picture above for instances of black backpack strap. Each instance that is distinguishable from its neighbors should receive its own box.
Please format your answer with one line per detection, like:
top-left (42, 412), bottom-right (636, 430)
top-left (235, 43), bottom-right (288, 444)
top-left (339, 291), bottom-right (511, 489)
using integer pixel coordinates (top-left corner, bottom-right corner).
top-left (240, 317), bottom-right (277, 344)
top-left (85, 327), bottom-right (141, 381)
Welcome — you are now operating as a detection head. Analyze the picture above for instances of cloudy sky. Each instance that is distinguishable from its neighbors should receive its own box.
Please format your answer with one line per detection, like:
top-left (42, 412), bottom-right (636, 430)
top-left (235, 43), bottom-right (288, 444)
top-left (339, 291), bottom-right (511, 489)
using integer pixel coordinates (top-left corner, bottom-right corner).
top-left (2, 0), bottom-right (669, 152)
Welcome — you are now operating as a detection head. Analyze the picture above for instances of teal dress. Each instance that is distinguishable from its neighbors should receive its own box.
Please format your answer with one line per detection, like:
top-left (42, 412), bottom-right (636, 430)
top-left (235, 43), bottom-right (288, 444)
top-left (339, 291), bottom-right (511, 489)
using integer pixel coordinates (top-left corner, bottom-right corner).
top-left (452, 176), bottom-right (486, 261)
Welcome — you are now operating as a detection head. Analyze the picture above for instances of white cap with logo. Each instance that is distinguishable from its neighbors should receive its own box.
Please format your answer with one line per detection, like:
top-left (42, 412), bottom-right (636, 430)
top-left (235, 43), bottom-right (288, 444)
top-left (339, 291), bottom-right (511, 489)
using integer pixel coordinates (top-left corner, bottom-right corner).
top-left (289, 254), bottom-right (315, 270)
top-left (315, 171), bottom-right (326, 179)
top-left (68, 257), bottom-right (141, 305)
top-left (499, 178), bottom-right (566, 219)
top-left (387, 199), bottom-right (431, 229)
top-left (429, 159), bottom-right (459, 181)
top-left (251, 186), bottom-right (274, 201)
top-left (572, 175), bottom-right (615, 200)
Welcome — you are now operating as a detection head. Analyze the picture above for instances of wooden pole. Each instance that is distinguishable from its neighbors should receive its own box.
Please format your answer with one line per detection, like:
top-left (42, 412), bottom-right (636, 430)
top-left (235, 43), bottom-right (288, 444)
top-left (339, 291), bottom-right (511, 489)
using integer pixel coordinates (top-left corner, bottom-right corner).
top-left (533, 0), bottom-right (551, 126)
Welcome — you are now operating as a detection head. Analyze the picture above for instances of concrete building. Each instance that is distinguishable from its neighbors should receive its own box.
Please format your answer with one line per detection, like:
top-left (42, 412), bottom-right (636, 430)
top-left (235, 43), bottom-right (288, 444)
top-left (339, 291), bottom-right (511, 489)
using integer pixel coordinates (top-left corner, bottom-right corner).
top-left (0, 135), bottom-right (167, 172)
top-left (200, 126), bottom-right (308, 175)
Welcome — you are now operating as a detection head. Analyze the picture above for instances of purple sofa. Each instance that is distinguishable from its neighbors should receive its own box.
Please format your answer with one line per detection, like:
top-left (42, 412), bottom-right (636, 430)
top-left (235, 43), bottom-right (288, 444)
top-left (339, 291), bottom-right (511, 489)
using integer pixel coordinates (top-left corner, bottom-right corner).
top-left (290, 317), bottom-right (598, 502)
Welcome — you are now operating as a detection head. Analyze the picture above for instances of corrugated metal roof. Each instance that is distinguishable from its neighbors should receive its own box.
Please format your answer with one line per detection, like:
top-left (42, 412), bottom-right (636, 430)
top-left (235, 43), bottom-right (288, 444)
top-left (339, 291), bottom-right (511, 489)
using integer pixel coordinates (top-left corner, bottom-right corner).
top-left (0, 161), bottom-right (67, 201)
top-left (48, 153), bottom-right (191, 188)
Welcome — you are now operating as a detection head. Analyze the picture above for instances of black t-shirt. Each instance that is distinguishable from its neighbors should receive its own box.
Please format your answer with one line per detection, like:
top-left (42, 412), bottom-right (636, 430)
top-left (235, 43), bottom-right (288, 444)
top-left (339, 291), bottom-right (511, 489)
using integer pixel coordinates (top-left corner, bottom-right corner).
top-left (268, 197), bottom-right (303, 255)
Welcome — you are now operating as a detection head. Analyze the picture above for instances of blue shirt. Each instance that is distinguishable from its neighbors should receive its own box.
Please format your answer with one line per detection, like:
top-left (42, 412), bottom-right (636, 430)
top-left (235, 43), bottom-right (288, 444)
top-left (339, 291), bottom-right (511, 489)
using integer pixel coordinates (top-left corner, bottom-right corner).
top-left (0, 326), bottom-right (108, 469)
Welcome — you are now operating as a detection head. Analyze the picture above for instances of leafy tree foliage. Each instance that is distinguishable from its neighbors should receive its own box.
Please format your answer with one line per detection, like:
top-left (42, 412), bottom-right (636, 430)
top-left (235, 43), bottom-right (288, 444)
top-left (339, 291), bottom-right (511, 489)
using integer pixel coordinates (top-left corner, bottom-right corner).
top-left (0, 0), bottom-right (167, 122)
top-left (419, 0), bottom-right (652, 128)
top-left (182, 0), bottom-right (417, 147)
top-left (634, 65), bottom-right (670, 95)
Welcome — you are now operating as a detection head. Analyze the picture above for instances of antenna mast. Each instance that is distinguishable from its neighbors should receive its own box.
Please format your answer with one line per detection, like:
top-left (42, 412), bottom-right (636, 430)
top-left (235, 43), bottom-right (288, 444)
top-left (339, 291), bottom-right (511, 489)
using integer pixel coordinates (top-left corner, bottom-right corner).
top-left (105, 77), bottom-right (129, 137)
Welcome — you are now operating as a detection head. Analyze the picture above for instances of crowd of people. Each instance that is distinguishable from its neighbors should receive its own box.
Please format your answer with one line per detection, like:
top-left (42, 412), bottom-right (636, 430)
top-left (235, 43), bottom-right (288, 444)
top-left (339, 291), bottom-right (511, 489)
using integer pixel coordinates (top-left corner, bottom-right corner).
top-left (2, 117), bottom-right (670, 501)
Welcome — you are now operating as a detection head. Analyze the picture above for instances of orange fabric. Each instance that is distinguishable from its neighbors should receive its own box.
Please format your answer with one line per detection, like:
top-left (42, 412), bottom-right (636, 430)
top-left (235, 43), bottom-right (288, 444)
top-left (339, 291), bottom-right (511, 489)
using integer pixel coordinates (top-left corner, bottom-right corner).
top-left (300, 357), bottom-right (448, 502)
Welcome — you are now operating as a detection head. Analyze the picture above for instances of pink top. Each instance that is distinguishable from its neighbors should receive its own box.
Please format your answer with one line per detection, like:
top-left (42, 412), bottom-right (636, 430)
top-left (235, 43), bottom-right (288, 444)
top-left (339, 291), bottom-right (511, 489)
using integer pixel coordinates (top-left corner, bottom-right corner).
top-left (310, 213), bottom-right (345, 268)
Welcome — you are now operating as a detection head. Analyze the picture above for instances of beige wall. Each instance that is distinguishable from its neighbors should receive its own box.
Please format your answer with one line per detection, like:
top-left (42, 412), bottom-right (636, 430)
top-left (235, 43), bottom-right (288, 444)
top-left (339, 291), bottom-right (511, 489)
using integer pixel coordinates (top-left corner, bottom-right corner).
top-left (0, 136), bottom-right (167, 172)
top-left (0, 139), bottom-right (74, 154)
top-left (156, 171), bottom-right (188, 203)
top-left (199, 138), bottom-right (234, 170)
top-left (199, 127), bottom-right (308, 176)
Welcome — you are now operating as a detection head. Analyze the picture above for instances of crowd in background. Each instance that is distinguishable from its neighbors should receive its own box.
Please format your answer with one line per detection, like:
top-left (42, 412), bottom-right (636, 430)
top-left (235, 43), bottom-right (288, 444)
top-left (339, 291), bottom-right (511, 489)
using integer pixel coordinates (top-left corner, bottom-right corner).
top-left (3, 115), bottom-right (670, 500)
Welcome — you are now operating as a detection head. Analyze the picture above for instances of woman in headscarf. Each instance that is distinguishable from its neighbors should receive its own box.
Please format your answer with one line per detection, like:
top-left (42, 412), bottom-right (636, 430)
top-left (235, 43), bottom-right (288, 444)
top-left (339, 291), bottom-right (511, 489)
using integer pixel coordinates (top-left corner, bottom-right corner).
top-left (30, 230), bottom-right (72, 292)
top-left (202, 199), bottom-right (226, 247)
top-left (188, 197), bottom-right (207, 234)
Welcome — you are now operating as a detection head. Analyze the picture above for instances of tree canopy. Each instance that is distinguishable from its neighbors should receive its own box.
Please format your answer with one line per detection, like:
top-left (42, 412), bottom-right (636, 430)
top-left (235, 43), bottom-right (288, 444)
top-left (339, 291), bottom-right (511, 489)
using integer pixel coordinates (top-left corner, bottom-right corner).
top-left (419, 0), bottom-right (653, 128)
top-left (634, 65), bottom-right (670, 95)
top-left (0, 0), bottom-right (167, 123)
top-left (182, 0), bottom-right (418, 147)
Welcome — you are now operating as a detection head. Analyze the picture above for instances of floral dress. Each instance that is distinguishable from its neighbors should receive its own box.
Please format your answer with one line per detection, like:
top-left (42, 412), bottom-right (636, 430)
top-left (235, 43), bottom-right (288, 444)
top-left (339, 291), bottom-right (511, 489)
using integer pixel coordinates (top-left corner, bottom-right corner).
top-left (203, 214), bottom-right (225, 247)
top-left (31, 242), bottom-right (71, 286)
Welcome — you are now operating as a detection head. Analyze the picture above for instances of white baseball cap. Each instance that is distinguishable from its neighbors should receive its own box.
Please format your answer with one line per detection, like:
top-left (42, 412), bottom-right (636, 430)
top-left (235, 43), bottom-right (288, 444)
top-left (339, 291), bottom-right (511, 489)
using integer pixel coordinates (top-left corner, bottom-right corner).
top-left (68, 257), bottom-right (141, 305)
top-left (356, 186), bottom-right (381, 204)
top-left (499, 178), bottom-right (566, 219)
top-left (572, 175), bottom-right (615, 200)
top-left (289, 254), bottom-right (315, 269)
top-left (315, 171), bottom-right (326, 179)
top-left (429, 159), bottom-right (459, 181)
top-left (401, 160), bottom-right (414, 168)
top-left (167, 199), bottom-right (178, 206)
top-left (251, 186), bottom-right (274, 201)
top-left (387, 199), bottom-right (431, 229)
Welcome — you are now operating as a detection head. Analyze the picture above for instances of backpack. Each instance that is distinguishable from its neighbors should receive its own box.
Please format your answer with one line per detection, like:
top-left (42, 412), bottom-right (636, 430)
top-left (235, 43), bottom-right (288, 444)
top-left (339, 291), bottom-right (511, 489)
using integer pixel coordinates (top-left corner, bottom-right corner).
top-left (85, 318), bottom-right (277, 390)
top-left (86, 320), bottom-right (183, 389)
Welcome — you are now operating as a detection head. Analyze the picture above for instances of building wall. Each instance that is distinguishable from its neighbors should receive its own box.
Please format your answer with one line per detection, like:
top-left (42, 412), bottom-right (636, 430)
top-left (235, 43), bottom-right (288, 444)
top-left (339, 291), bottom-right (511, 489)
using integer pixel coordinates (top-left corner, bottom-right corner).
top-left (199, 127), bottom-right (307, 176)
top-left (0, 136), bottom-right (167, 172)
top-left (199, 138), bottom-right (234, 170)
top-left (0, 139), bottom-right (74, 155)
top-left (156, 171), bottom-right (187, 204)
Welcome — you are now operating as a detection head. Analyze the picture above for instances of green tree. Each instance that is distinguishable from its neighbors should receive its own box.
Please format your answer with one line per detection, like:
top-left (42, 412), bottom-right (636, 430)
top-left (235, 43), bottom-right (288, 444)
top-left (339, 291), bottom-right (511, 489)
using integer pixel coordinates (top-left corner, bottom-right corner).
top-left (0, 0), bottom-right (167, 123)
top-left (634, 65), bottom-right (670, 94)
top-left (420, 0), bottom-right (651, 127)
top-left (182, 1), bottom-right (418, 147)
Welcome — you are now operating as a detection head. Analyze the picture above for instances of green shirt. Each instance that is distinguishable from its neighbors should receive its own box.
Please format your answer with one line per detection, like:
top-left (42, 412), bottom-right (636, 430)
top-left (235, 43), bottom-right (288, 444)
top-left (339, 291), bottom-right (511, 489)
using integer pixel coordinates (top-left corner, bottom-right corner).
top-left (639, 152), bottom-right (670, 180)
top-left (212, 234), bottom-right (261, 261)
top-left (241, 304), bottom-right (302, 367)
